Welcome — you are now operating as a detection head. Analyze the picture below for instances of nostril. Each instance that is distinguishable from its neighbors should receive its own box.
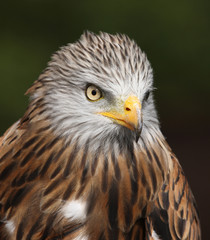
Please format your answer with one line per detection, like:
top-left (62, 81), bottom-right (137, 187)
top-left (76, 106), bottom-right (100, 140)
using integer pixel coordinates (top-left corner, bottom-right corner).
top-left (125, 107), bottom-right (131, 111)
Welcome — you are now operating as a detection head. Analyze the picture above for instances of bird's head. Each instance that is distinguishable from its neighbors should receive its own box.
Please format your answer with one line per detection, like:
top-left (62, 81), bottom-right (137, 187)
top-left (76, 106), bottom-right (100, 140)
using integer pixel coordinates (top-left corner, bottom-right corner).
top-left (29, 31), bottom-right (160, 151)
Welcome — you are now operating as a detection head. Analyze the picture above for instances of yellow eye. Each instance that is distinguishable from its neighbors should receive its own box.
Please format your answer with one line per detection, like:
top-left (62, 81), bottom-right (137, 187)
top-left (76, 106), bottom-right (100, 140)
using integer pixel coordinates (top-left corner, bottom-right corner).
top-left (86, 85), bottom-right (102, 101)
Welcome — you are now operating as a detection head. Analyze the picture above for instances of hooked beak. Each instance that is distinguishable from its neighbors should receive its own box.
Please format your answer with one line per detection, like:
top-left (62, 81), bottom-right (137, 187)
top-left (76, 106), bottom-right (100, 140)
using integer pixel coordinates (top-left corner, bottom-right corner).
top-left (98, 95), bottom-right (142, 142)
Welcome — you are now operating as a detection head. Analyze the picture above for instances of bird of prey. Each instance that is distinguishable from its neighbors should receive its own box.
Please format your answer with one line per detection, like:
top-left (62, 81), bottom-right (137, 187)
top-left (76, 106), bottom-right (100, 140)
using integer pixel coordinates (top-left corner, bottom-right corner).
top-left (0, 31), bottom-right (201, 240)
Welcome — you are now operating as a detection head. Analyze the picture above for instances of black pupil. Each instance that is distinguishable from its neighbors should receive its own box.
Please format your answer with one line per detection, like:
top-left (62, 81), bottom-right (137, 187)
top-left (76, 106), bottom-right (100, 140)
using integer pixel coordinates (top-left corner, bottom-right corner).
top-left (145, 91), bottom-right (150, 101)
top-left (92, 90), bottom-right (97, 96)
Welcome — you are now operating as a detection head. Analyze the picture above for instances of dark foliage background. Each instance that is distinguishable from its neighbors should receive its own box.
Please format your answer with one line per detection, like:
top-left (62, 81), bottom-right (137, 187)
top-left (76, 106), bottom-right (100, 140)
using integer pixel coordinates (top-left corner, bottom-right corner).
top-left (0, 0), bottom-right (209, 238)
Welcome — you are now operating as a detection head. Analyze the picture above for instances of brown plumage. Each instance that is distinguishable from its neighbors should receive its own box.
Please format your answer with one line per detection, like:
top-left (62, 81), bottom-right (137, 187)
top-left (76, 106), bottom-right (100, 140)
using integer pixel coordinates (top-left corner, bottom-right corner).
top-left (0, 31), bottom-right (201, 239)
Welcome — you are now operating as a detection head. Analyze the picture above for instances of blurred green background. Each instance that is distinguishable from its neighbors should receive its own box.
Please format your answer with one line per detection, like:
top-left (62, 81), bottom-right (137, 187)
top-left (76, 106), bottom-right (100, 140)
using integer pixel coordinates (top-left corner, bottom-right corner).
top-left (0, 0), bottom-right (209, 238)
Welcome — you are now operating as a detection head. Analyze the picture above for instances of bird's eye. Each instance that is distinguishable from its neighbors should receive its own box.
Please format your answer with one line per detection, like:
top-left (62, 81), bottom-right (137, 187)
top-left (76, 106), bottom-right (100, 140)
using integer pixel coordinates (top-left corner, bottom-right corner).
top-left (86, 85), bottom-right (102, 101)
top-left (143, 91), bottom-right (150, 102)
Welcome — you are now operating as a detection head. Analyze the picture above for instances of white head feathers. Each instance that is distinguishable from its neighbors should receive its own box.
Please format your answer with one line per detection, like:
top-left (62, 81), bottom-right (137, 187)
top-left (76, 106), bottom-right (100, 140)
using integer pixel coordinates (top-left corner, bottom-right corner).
top-left (29, 31), bottom-right (161, 152)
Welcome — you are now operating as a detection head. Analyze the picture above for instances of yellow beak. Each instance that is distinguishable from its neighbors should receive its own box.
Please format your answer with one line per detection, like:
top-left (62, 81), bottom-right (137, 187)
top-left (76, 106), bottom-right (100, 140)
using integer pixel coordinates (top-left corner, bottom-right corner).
top-left (98, 95), bottom-right (142, 140)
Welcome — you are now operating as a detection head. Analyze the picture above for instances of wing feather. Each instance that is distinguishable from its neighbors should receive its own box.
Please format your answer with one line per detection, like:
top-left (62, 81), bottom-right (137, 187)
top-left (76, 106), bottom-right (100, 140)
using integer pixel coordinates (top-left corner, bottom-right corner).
top-left (146, 155), bottom-right (201, 240)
